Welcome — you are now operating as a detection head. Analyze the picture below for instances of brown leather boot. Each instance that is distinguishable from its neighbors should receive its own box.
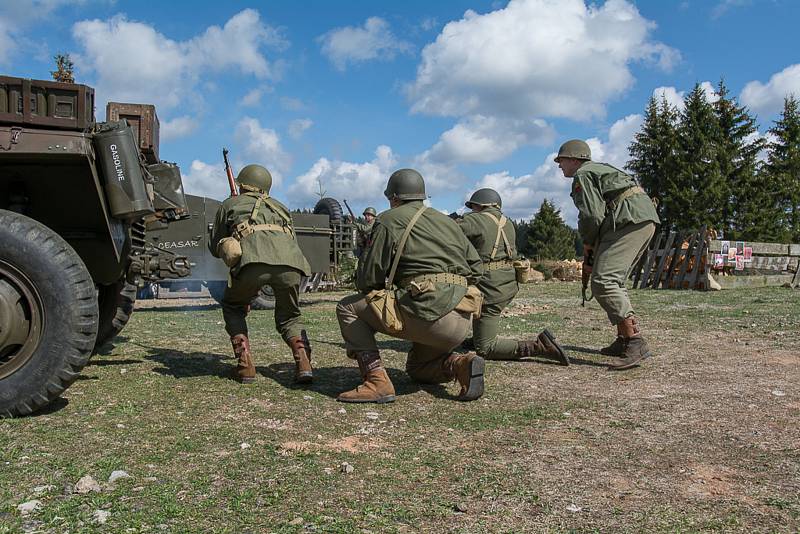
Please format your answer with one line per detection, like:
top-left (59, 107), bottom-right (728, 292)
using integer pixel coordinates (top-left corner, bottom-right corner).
top-left (517, 329), bottom-right (569, 365)
top-left (600, 322), bottom-right (626, 357)
top-left (337, 351), bottom-right (396, 403)
top-left (444, 353), bottom-right (485, 401)
top-left (230, 334), bottom-right (256, 384)
top-left (287, 330), bottom-right (313, 384)
top-left (609, 316), bottom-right (653, 370)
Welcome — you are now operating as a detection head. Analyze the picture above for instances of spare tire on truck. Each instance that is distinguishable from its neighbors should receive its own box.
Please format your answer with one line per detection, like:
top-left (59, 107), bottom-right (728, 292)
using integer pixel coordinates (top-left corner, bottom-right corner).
top-left (0, 210), bottom-right (99, 417)
top-left (313, 197), bottom-right (343, 222)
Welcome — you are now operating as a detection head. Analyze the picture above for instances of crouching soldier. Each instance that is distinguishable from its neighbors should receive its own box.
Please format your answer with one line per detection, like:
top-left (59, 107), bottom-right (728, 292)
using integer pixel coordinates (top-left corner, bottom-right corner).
top-left (336, 169), bottom-right (485, 403)
top-left (459, 188), bottom-right (568, 365)
top-left (209, 164), bottom-right (313, 384)
top-left (554, 140), bottom-right (659, 370)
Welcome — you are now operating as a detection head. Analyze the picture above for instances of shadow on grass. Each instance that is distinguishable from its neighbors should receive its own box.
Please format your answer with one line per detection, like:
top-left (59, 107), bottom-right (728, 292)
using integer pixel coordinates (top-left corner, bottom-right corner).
top-left (17, 397), bottom-right (70, 418)
top-left (144, 347), bottom-right (233, 379)
top-left (260, 362), bottom-right (453, 401)
top-left (86, 358), bottom-right (143, 367)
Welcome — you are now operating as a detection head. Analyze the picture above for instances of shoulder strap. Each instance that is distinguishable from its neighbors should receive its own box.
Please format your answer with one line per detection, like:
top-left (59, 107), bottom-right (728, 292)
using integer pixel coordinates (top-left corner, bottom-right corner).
top-left (248, 193), bottom-right (268, 223)
top-left (482, 212), bottom-right (513, 260)
top-left (386, 206), bottom-right (427, 289)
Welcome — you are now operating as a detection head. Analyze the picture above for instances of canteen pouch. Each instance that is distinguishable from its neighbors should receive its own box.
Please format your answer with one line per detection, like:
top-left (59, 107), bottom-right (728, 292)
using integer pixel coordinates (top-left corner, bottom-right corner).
top-left (365, 288), bottom-right (404, 335)
top-left (217, 237), bottom-right (242, 268)
top-left (513, 259), bottom-right (531, 283)
top-left (454, 285), bottom-right (484, 319)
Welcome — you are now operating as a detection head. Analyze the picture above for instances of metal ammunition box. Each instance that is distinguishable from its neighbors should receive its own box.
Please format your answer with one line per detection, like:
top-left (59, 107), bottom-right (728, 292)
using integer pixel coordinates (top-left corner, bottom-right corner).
top-left (0, 76), bottom-right (95, 130)
top-left (106, 102), bottom-right (159, 164)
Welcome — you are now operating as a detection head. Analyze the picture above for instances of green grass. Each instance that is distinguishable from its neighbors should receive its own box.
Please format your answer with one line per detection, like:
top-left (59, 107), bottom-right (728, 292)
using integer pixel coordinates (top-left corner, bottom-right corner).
top-left (1, 282), bottom-right (799, 532)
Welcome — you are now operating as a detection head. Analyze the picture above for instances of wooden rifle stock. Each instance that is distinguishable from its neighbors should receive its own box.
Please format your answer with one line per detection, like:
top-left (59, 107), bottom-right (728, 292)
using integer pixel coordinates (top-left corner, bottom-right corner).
top-left (223, 147), bottom-right (237, 197)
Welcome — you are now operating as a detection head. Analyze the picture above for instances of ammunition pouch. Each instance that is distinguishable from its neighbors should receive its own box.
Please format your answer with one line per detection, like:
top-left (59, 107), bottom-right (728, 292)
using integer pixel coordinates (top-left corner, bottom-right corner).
top-left (217, 236), bottom-right (243, 268)
top-left (454, 285), bottom-right (484, 319)
top-left (485, 259), bottom-right (514, 271)
top-left (513, 259), bottom-right (531, 283)
top-left (365, 289), bottom-right (404, 335)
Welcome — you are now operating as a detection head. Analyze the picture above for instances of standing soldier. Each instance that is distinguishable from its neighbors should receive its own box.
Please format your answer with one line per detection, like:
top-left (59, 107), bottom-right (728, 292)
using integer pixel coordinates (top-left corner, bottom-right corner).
top-left (352, 207), bottom-right (377, 258)
top-left (209, 164), bottom-right (313, 384)
top-left (459, 189), bottom-right (569, 365)
top-left (554, 140), bottom-right (659, 370)
top-left (336, 169), bottom-right (485, 403)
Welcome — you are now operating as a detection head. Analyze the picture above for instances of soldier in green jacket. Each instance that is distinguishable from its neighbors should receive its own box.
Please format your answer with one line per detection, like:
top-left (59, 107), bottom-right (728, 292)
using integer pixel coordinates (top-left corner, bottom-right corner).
top-left (336, 169), bottom-right (486, 403)
top-left (209, 164), bottom-right (313, 384)
top-left (352, 207), bottom-right (377, 258)
top-left (554, 140), bottom-right (660, 370)
top-left (458, 188), bottom-right (568, 365)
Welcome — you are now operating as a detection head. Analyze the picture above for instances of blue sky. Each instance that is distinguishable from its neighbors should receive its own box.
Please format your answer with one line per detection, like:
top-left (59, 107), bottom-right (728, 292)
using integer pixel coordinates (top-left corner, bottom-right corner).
top-left (1, 0), bottom-right (798, 223)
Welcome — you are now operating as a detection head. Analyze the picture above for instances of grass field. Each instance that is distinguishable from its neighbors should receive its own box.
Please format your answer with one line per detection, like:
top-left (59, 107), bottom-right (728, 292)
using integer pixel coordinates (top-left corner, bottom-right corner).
top-left (2, 282), bottom-right (799, 533)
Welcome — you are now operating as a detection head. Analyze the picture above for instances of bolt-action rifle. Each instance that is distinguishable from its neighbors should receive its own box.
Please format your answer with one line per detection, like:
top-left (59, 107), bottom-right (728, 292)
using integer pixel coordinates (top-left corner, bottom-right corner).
top-left (223, 147), bottom-right (237, 197)
top-left (343, 199), bottom-right (357, 221)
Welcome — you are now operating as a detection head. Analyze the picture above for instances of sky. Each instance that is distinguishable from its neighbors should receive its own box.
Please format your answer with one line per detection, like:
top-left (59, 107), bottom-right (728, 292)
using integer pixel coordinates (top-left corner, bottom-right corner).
top-left (1, 0), bottom-right (798, 224)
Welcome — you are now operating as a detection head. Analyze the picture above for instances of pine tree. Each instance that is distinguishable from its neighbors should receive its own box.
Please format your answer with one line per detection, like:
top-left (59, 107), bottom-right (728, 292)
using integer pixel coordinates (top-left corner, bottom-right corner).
top-left (51, 53), bottom-right (75, 83)
top-left (713, 80), bottom-right (773, 239)
top-left (527, 199), bottom-right (576, 260)
top-left (627, 95), bottom-right (679, 227)
top-left (766, 95), bottom-right (800, 242)
top-left (671, 83), bottom-right (726, 232)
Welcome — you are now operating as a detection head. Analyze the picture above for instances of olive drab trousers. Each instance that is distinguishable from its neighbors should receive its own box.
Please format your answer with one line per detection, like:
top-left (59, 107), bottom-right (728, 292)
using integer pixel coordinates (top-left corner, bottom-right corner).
top-left (472, 299), bottom-right (519, 360)
top-left (336, 293), bottom-right (471, 383)
top-left (591, 221), bottom-right (656, 325)
top-left (222, 264), bottom-right (306, 341)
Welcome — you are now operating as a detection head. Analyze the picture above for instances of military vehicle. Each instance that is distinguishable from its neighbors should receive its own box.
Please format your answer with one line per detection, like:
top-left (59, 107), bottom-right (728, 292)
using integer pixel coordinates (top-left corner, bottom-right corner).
top-left (0, 75), bottom-right (190, 416)
top-left (143, 195), bottom-right (355, 306)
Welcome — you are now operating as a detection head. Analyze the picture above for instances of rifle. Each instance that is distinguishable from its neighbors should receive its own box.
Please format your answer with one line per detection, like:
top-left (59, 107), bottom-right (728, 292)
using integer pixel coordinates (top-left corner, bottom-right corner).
top-left (581, 249), bottom-right (594, 307)
top-left (343, 199), bottom-right (356, 221)
top-left (223, 147), bottom-right (237, 197)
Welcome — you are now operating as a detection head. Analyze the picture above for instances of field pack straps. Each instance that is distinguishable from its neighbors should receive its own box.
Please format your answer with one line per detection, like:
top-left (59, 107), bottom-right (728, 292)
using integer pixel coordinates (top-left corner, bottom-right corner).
top-left (386, 205), bottom-right (427, 290)
top-left (607, 186), bottom-right (646, 213)
top-left (235, 193), bottom-right (294, 239)
top-left (482, 212), bottom-right (513, 260)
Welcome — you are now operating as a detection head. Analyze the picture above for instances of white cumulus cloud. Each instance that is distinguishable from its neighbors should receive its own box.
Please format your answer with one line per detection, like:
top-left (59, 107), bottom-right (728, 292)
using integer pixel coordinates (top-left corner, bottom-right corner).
top-left (288, 118), bottom-right (313, 140)
top-left (182, 160), bottom-right (229, 201)
top-left (72, 9), bottom-right (285, 111)
top-left (741, 64), bottom-right (800, 117)
top-left (288, 145), bottom-right (397, 208)
top-left (160, 115), bottom-right (199, 141)
top-left (234, 117), bottom-right (290, 185)
top-left (0, 0), bottom-right (86, 65)
top-left (407, 0), bottom-right (679, 121)
top-left (241, 88), bottom-right (263, 107)
top-left (318, 17), bottom-right (413, 71)
top-left (652, 81), bottom-right (717, 111)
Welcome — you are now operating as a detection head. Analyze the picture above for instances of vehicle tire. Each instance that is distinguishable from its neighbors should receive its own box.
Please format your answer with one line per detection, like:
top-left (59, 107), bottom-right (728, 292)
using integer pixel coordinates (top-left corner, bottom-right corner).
top-left (0, 210), bottom-right (98, 417)
top-left (207, 281), bottom-right (274, 310)
top-left (95, 280), bottom-right (137, 349)
top-left (313, 197), bottom-right (344, 222)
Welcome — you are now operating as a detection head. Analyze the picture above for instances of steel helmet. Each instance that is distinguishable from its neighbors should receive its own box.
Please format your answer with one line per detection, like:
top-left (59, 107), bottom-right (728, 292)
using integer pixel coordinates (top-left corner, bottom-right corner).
top-left (237, 164), bottom-right (272, 194)
top-left (465, 188), bottom-right (502, 209)
top-left (554, 140), bottom-right (591, 162)
top-left (384, 168), bottom-right (426, 200)
top-left (363, 207), bottom-right (377, 217)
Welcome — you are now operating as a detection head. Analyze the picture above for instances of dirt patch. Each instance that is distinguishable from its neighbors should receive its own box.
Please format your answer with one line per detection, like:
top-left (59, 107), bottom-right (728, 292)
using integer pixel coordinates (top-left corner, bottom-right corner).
top-left (279, 435), bottom-right (387, 455)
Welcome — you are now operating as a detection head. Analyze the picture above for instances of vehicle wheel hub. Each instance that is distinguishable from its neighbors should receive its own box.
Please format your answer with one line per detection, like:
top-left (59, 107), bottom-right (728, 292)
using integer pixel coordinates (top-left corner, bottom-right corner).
top-left (0, 260), bottom-right (43, 379)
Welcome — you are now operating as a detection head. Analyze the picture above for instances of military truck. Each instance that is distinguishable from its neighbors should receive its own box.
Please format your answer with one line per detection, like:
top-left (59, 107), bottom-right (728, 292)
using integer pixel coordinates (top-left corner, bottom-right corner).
top-left (0, 75), bottom-right (190, 416)
top-left (143, 195), bottom-right (355, 306)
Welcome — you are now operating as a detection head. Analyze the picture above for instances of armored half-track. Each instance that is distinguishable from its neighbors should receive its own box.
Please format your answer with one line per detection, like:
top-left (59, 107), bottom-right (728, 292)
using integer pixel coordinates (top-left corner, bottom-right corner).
top-left (0, 75), bottom-right (190, 416)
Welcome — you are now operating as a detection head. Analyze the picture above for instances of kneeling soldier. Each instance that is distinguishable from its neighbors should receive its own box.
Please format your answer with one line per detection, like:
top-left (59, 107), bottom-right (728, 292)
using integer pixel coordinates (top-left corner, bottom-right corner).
top-left (336, 169), bottom-right (485, 403)
top-left (209, 164), bottom-right (313, 384)
top-left (459, 188), bottom-right (568, 365)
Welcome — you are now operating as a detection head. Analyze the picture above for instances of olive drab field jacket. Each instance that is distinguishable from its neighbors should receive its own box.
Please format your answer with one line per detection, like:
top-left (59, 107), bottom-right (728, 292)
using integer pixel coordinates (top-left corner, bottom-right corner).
top-left (570, 161), bottom-right (660, 246)
top-left (458, 207), bottom-right (518, 305)
top-left (357, 200), bottom-right (483, 322)
top-left (209, 192), bottom-right (311, 277)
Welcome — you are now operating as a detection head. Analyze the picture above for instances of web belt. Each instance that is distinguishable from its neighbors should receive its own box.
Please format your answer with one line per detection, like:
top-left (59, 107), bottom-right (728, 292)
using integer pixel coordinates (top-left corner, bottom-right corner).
top-left (399, 273), bottom-right (468, 288)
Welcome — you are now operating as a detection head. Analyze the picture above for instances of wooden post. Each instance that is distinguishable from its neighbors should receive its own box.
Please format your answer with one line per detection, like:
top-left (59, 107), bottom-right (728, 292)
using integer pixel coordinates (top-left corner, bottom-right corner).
top-left (689, 225), bottom-right (708, 290)
top-left (652, 231), bottom-right (676, 289)
top-left (638, 231), bottom-right (663, 289)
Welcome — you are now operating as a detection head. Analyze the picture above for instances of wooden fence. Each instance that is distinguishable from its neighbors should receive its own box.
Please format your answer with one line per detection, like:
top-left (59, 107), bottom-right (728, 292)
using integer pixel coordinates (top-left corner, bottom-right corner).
top-left (630, 227), bottom-right (800, 290)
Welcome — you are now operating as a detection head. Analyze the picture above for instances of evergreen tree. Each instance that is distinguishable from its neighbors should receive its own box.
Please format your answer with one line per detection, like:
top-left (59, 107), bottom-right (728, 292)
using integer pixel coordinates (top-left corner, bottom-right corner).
top-left (671, 83), bottom-right (726, 232)
top-left (527, 199), bottom-right (576, 260)
top-left (766, 95), bottom-right (800, 242)
top-left (627, 95), bottom-right (679, 226)
top-left (50, 53), bottom-right (75, 83)
top-left (514, 220), bottom-right (533, 257)
top-left (713, 80), bottom-right (772, 239)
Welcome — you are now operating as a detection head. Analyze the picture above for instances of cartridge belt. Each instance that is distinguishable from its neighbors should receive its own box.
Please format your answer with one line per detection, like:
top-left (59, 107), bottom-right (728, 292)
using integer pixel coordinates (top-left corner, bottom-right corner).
top-left (485, 259), bottom-right (514, 271)
top-left (400, 273), bottom-right (468, 288)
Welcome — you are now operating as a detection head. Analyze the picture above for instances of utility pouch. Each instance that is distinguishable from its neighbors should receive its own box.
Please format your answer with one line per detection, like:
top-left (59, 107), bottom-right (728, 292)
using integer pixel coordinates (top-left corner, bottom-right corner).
top-left (365, 288), bottom-right (404, 335)
top-left (217, 237), bottom-right (242, 268)
top-left (513, 259), bottom-right (531, 283)
top-left (454, 285), bottom-right (484, 319)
